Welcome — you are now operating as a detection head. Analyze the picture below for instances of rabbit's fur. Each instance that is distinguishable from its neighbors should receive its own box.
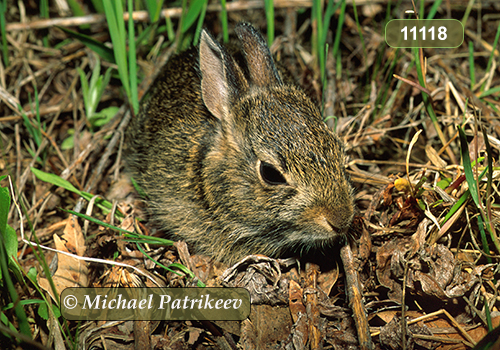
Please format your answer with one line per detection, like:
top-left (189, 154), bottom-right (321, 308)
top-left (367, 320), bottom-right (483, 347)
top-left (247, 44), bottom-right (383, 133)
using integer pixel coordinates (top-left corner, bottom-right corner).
top-left (125, 23), bottom-right (354, 264)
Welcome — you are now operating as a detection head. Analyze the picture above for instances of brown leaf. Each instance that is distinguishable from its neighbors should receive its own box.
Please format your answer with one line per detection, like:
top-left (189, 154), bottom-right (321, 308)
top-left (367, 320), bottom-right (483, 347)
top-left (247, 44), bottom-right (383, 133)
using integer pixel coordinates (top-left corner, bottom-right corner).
top-left (317, 262), bottom-right (339, 296)
top-left (60, 215), bottom-right (86, 256)
top-left (240, 305), bottom-right (293, 350)
top-left (289, 280), bottom-right (306, 324)
top-left (38, 216), bottom-right (88, 302)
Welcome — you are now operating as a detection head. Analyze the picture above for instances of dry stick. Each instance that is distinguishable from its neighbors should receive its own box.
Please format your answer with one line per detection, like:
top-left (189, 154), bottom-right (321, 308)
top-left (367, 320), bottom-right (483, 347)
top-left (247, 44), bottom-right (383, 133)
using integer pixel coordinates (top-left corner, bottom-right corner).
top-left (5, 0), bottom-right (313, 32)
top-left (0, 103), bottom-right (76, 123)
top-left (305, 263), bottom-right (322, 349)
top-left (0, 84), bottom-right (21, 113)
top-left (4, 0), bottom-right (409, 31)
top-left (340, 243), bottom-right (373, 350)
top-left (407, 309), bottom-right (476, 346)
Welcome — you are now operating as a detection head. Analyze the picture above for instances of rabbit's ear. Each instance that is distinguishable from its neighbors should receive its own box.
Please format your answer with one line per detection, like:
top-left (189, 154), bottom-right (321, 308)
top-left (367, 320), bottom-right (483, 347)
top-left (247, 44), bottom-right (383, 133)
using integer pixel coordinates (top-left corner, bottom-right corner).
top-left (199, 30), bottom-right (248, 121)
top-left (235, 22), bottom-right (282, 87)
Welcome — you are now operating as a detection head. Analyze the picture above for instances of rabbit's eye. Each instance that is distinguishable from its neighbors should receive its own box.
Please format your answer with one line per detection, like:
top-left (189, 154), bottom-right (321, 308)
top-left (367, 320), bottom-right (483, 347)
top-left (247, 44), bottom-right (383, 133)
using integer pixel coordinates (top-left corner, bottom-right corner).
top-left (259, 161), bottom-right (287, 185)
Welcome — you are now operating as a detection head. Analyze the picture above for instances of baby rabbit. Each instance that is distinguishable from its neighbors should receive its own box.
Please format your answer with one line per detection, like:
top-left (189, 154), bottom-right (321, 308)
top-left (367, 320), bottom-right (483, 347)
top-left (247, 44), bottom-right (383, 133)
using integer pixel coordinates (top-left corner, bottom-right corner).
top-left (125, 22), bottom-right (354, 264)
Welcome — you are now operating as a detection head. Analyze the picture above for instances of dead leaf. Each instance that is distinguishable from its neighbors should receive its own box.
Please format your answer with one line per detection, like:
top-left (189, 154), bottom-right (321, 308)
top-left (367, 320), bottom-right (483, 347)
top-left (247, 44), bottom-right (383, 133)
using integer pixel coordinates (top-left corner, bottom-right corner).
top-left (240, 304), bottom-right (293, 350)
top-left (289, 280), bottom-right (306, 324)
top-left (221, 256), bottom-right (289, 305)
top-left (377, 238), bottom-right (484, 303)
top-left (38, 216), bottom-right (88, 302)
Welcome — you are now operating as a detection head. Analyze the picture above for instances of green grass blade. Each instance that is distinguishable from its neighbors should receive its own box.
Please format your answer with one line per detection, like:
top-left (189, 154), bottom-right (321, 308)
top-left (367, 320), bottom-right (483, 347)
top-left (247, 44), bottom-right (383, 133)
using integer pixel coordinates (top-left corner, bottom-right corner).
top-left (40, 0), bottom-right (49, 47)
top-left (145, 0), bottom-right (164, 22)
top-left (130, 177), bottom-right (148, 198)
top-left (135, 20), bottom-right (157, 47)
top-left (31, 167), bottom-right (80, 194)
top-left (0, 182), bottom-right (19, 283)
top-left (0, 181), bottom-right (10, 244)
top-left (479, 85), bottom-right (500, 98)
top-left (103, 0), bottom-right (131, 103)
top-left (77, 67), bottom-right (90, 115)
top-left (0, 178), bottom-right (22, 282)
top-left (90, 0), bottom-right (104, 13)
top-left (127, 0), bottom-right (139, 114)
top-left (31, 168), bottom-right (123, 218)
top-left (181, 0), bottom-right (205, 33)
top-left (442, 190), bottom-right (469, 224)
top-left (264, 0), bottom-right (274, 45)
top-left (165, 16), bottom-right (175, 42)
top-left (58, 27), bottom-right (115, 63)
top-left (0, 239), bottom-right (32, 337)
top-left (0, 0), bottom-right (9, 67)
top-left (413, 46), bottom-right (450, 155)
top-left (426, 0), bottom-right (443, 20)
top-left (312, 0), bottom-right (323, 75)
top-left (60, 215), bottom-right (174, 246)
top-left (124, 236), bottom-right (174, 246)
top-left (483, 128), bottom-right (493, 212)
top-left (114, 0), bottom-right (127, 44)
top-left (332, 0), bottom-right (346, 59)
top-left (192, 1), bottom-right (208, 46)
top-left (33, 87), bottom-right (43, 147)
top-left (167, 263), bottom-right (205, 287)
top-left (461, 0), bottom-right (475, 27)
top-left (65, 0), bottom-right (85, 17)
top-left (482, 127), bottom-right (500, 254)
top-left (0, 184), bottom-right (31, 337)
top-left (477, 215), bottom-right (492, 264)
top-left (220, 0), bottom-right (229, 43)
top-left (134, 245), bottom-right (206, 287)
top-left (458, 126), bottom-right (481, 209)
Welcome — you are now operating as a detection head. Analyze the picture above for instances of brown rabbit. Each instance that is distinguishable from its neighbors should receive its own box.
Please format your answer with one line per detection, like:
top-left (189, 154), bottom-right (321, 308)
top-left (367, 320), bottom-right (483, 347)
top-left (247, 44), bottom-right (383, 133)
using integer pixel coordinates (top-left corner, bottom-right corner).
top-left (125, 23), bottom-right (354, 264)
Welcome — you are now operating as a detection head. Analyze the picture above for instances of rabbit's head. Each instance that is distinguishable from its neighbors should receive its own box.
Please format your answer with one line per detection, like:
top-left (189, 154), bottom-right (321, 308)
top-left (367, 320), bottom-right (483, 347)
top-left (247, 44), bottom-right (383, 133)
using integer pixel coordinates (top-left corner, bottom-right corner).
top-left (196, 23), bottom-right (355, 260)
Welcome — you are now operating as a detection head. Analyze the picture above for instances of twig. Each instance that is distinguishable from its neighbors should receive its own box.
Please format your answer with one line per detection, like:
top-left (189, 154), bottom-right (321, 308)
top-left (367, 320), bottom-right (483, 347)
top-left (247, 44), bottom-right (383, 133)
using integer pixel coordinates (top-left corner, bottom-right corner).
top-left (340, 243), bottom-right (373, 350)
top-left (6, 1), bottom-right (314, 31)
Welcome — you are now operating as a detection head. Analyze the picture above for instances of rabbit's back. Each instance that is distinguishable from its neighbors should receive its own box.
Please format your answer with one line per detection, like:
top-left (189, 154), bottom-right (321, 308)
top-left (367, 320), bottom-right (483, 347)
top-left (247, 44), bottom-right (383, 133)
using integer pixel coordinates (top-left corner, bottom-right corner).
top-left (126, 48), bottom-right (217, 225)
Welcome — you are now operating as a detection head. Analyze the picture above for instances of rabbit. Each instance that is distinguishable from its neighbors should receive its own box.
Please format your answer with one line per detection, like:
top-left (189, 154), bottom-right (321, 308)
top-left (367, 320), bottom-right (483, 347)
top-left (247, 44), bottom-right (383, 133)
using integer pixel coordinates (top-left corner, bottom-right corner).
top-left (125, 22), bottom-right (355, 264)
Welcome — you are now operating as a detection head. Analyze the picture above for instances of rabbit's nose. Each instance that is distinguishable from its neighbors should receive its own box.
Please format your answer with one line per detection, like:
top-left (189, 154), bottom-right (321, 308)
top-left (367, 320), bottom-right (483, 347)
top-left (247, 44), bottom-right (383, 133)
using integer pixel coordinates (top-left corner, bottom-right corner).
top-left (304, 205), bottom-right (341, 233)
top-left (315, 214), bottom-right (340, 233)
top-left (314, 207), bottom-right (352, 234)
